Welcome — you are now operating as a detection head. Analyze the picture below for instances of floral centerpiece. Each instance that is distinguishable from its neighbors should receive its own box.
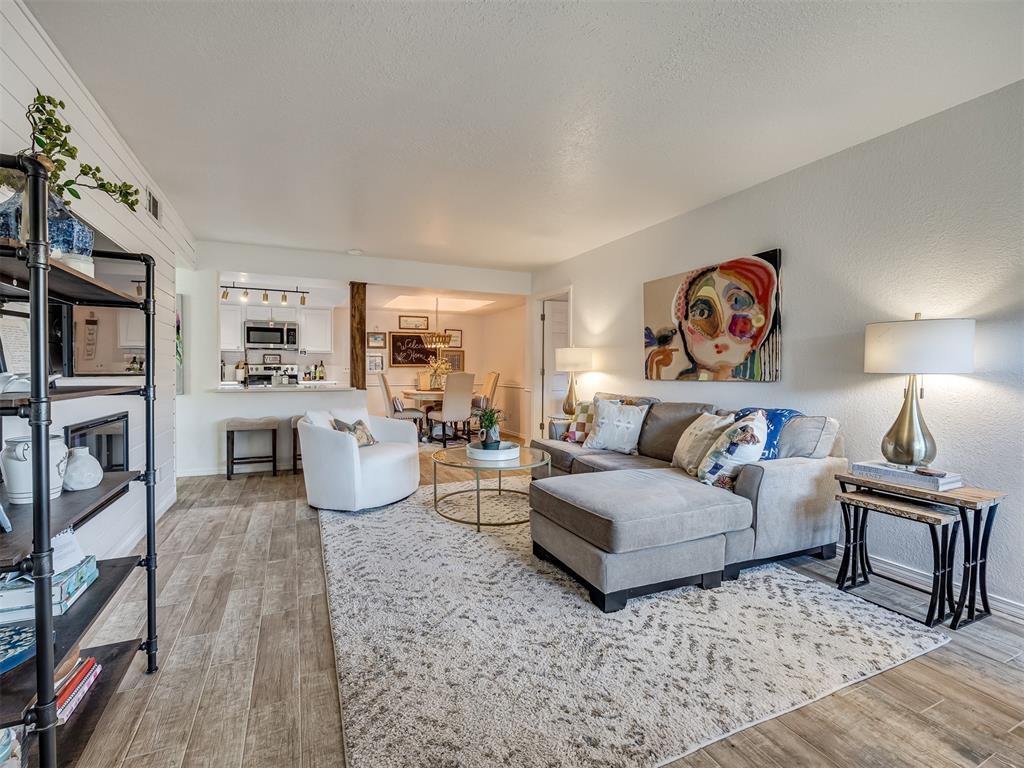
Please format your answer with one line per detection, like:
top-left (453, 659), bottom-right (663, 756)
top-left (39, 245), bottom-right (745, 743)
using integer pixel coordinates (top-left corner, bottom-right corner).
top-left (426, 355), bottom-right (452, 390)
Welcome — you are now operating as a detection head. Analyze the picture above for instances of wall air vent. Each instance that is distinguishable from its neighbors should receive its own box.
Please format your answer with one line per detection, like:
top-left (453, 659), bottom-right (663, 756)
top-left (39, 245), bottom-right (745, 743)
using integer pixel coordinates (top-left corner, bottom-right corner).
top-left (145, 188), bottom-right (161, 222)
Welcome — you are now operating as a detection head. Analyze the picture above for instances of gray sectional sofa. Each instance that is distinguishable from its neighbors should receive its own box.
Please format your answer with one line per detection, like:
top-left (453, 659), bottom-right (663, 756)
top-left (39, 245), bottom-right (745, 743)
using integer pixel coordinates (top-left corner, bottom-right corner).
top-left (529, 396), bottom-right (847, 612)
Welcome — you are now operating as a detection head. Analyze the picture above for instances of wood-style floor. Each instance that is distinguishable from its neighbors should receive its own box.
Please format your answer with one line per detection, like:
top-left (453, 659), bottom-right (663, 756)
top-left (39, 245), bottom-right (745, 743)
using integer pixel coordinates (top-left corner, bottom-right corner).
top-left (77, 455), bottom-right (1024, 768)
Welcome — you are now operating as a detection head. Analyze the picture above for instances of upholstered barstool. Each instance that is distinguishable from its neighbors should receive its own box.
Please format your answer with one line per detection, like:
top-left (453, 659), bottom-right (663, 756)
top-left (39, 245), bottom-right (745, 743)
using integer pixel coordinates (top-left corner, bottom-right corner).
top-left (225, 417), bottom-right (279, 479)
top-left (291, 415), bottom-right (303, 474)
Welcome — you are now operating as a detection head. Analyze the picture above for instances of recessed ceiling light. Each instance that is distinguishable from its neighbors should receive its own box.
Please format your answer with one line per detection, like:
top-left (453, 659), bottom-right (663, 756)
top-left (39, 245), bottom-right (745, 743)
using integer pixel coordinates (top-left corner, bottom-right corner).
top-left (383, 295), bottom-right (494, 312)
top-left (346, 249), bottom-right (364, 257)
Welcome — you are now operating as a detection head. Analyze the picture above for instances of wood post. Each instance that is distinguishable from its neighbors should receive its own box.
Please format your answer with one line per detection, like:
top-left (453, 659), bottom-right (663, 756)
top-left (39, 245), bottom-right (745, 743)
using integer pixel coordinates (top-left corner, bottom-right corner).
top-left (350, 281), bottom-right (367, 390)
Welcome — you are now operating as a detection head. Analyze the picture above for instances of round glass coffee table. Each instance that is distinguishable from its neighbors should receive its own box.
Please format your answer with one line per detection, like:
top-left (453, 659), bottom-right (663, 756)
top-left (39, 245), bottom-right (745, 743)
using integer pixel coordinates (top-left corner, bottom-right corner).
top-left (432, 446), bottom-right (551, 531)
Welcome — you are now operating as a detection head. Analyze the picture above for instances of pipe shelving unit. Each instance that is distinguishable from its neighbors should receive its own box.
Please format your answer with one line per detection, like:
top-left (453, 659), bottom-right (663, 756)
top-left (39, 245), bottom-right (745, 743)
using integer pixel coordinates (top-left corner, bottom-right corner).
top-left (0, 153), bottom-right (159, 768)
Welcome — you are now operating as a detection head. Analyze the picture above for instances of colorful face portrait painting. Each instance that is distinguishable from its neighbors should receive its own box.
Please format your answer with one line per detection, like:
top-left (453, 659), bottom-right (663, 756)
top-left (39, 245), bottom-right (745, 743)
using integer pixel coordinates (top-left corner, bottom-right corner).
top-left (643, 249), bottom-right (781, 382)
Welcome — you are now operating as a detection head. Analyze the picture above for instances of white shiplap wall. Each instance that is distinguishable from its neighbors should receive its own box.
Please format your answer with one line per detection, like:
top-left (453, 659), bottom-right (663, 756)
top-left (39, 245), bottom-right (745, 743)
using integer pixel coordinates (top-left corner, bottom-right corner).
top-left (0, 0), bottom-right (196, 556)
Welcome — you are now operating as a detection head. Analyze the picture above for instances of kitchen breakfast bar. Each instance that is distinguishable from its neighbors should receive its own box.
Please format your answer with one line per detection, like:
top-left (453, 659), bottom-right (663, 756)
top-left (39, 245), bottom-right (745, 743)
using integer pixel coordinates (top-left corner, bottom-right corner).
top-left (177, 384), bottom-right (361, 477)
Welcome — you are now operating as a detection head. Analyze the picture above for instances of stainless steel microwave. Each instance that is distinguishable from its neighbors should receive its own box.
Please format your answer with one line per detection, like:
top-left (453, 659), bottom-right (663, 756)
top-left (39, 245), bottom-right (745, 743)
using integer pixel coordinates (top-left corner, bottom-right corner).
top-left (244, 321), bottom-right (298, 350)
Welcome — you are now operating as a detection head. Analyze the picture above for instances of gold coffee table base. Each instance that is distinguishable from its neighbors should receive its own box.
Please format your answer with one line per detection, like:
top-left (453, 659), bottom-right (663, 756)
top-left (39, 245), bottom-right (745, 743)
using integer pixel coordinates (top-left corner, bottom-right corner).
top-left (431, 446), bottom-right (551, 532)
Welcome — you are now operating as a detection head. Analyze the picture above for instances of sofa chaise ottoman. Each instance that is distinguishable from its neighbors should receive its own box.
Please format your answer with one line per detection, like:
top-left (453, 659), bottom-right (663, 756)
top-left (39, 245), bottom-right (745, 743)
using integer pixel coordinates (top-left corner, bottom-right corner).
top-left (529, 395), bottom-right (846, 611)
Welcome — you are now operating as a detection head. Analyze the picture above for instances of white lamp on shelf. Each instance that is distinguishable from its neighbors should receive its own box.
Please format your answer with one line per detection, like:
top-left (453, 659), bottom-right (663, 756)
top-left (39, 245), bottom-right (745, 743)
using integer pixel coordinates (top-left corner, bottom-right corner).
top-left (864, 313), bottom-right (974, 467)
top-left (554, 347), bottom-right (593, 416)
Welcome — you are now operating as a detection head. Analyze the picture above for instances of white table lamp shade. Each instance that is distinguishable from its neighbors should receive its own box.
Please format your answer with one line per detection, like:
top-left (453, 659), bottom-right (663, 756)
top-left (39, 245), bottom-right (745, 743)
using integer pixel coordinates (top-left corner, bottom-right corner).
top-left (555, 347), bottom-right (593, 372)
top-left (864, 318), bottom-right (974, 374)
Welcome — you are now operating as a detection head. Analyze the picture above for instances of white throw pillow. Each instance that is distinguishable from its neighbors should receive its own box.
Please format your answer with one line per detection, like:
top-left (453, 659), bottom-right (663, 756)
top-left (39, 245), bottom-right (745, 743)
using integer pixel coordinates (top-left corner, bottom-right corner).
top-left (697, 410), bottom-right (769, 489)
top-left (582, 399), bottom-right (650, 455)
top-left (671, 412), bottom-right (736, 476)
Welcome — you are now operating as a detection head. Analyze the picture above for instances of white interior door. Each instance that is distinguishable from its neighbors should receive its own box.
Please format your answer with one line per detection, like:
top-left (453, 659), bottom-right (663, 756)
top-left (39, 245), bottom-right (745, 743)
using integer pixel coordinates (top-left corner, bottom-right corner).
top-left (543, 299), bottom-right (569, 419)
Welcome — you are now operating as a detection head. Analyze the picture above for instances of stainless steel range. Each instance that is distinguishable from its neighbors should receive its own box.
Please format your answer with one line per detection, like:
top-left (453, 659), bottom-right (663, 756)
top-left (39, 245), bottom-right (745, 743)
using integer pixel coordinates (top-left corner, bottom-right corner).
top-left (245, 363), bottom-right (299, 387)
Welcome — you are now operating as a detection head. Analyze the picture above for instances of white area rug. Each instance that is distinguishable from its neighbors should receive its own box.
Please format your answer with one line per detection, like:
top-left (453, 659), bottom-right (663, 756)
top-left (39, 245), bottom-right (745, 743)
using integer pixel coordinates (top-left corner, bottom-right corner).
top-left (319, 477), bottom-right (948, 767)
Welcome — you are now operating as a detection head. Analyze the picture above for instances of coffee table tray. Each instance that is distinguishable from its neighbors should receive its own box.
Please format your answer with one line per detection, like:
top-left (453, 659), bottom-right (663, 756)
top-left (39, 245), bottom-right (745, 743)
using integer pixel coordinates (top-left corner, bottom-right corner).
top-left (465, 441), bottom-right (521, 461)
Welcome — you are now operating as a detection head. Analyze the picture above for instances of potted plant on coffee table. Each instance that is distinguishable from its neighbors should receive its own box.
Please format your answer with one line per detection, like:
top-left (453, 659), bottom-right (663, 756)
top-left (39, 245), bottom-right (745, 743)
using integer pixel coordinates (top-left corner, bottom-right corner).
top-left (474, 406), bottom-right (504, 449)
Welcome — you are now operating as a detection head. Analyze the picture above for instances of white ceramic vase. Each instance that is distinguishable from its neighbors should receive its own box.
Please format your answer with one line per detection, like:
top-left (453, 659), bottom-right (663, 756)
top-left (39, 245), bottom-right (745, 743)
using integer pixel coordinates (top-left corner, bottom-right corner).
top-left (1, 434), bottom-right (69, 503)
top-left (63, 446), bottom-right (103, 491)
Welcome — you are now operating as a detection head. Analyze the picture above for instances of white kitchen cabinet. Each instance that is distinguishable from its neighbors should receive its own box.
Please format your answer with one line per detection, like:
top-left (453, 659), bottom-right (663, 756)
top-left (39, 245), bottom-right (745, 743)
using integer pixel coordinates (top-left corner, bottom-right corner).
top-left (220, 305), bottom-right (244, 351)
top-left (244, 305), bottom-right (271, 321)
top-left (244, 305), bottom-right (297, 322)
top-left (299, 308), bottom-right (333, 353)
top-left (272, 307), bottom-right (298, 322)
top-left (117, 309), bottom-right (146, 348)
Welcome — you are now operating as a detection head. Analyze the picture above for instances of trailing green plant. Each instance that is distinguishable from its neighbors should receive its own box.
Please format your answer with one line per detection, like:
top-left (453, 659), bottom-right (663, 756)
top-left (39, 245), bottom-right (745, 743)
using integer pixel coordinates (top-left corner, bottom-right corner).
top-left (473, 405), bottom-right (504, 431)
top-left (20, 90), bottom-right (139, 210)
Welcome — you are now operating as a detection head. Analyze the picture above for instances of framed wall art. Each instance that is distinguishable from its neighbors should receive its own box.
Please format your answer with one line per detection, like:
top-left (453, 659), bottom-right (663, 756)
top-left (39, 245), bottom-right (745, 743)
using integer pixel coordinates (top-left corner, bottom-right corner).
top-left (388, 332), bottom-right (433, 367)
top-left (398, 315), bottom-right (429, 331)
top-left (441, 348), bottom-right (464, 372)
top-left (366, 331), bottom-right (387, 349)
top-left (444, 328), bottom-right (462, 348)
top-left (642, 249), bottom-right (781, 382)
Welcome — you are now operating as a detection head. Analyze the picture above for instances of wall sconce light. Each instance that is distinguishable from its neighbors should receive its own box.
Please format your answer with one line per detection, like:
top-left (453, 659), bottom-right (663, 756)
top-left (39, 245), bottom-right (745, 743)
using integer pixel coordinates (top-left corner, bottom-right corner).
top-left (262, 290), bottom-right (269, 304)
top-left (240, 289), bottom-right (249, 302)
top-left (280, 292), bottom-right (288, 305)
top-left (300, 293), bottom-right (307, 306)
top-left (221, 287), bottom-right (229, 301)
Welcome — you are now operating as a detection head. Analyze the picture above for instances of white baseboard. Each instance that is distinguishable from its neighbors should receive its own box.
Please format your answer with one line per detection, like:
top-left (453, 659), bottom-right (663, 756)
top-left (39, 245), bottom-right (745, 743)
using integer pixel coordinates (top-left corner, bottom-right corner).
top-left (837, 544), bottom-right (1024, 623)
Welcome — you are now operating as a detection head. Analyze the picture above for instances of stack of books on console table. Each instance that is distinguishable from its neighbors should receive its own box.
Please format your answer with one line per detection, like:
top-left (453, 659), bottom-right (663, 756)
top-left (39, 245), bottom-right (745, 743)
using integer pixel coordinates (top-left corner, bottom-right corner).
top-left (850, 461), bottom-right (964, 491)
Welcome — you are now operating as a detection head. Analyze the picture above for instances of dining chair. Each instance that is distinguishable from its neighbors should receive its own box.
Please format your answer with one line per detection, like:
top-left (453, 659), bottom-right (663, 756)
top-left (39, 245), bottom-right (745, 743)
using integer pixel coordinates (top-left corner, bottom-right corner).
top-left (472, 371), bottom-right (500, 410)
top-left (380, 373), bottom-right (425, 438)
top-left (427, 372), bottom-right (474, 447)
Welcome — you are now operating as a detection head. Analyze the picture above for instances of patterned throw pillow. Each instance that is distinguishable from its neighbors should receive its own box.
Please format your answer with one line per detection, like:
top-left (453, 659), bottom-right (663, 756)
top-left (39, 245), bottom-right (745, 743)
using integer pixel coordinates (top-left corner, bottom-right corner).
top-left (697, 410), bottom-right (768, 490)
top-left (671, 412), bottom-right (736, 476)
top-left (733, 407), bottom-right (803, 460)
top-left (582, 399), bottom-right (651, 455)
top-left (563, 401), bottom-right (596, 443)
top-left (332, 418), bottom-right (378, 447)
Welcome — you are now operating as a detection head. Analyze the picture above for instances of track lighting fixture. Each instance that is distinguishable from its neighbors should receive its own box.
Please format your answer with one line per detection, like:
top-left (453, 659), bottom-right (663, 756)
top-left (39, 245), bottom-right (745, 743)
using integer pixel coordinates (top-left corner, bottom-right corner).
top-left (218, 284), bottom-right (310, 306)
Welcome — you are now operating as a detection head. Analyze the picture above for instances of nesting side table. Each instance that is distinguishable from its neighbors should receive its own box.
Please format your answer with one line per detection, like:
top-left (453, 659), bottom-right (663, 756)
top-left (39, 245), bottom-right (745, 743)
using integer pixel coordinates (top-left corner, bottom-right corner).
top-left (835, 473), bottom-right (1006, 629)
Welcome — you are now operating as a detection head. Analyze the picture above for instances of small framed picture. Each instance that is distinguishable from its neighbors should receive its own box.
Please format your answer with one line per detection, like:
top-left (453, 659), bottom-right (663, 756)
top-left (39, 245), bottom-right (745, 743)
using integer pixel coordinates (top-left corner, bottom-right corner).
top-left (445, 329), bottom-right (463, 348)
top-left (398, 315), bottom-right (429, 331)
top-left (366, 331), bottom-right (387, 349)
top-left (441, 349), bottom-right (464, 371)
top-left (367, 353), bottom-right (384, 374)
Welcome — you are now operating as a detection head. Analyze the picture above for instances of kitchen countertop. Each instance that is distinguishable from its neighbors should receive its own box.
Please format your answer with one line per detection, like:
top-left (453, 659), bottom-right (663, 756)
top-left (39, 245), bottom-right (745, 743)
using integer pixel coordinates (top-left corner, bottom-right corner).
top-left (213, 383), bottom-right (354, 393)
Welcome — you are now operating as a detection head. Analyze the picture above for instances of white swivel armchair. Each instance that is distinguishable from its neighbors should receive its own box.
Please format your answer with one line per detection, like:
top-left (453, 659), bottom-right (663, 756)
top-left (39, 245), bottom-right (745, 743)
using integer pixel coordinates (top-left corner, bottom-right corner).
top-left (298, 408), bottom-right (419, 511)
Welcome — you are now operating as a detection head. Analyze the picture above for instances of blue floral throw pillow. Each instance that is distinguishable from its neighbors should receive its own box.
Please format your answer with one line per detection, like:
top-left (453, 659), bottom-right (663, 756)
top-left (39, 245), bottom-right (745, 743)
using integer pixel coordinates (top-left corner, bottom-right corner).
top-left (734, 407), bottom-right (803, 460)
top-left (698, 410), bottom-right (768, 489)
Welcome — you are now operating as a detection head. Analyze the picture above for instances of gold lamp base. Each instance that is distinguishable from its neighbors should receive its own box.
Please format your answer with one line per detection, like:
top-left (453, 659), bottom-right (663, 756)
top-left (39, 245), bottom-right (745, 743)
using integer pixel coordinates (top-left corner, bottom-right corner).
top-left (880, 374), bottom-right (937, 467)
top-left (561, 372), bottom-right (578, 416)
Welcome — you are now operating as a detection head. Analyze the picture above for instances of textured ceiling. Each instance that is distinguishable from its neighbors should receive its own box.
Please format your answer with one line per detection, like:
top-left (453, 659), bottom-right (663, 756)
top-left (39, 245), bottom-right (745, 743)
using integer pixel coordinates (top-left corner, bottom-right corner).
top-left (24, 1), bottom-right (1023, 270)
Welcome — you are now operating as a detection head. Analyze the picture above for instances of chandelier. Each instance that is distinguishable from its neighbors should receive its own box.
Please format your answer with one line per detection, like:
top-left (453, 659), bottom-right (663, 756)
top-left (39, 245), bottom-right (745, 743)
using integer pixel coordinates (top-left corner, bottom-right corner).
top-left (422, 298), bottom-right (451, 349)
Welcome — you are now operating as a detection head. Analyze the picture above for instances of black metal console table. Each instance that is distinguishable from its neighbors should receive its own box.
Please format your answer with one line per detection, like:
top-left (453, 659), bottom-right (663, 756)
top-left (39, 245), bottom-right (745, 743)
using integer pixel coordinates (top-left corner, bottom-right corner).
top-left (836, 472), bottom-right (1005, 630)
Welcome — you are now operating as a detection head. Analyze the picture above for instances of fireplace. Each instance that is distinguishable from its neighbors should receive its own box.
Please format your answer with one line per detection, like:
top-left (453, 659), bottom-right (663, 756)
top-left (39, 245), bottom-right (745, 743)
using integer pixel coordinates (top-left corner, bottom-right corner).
top-left (64, 412), bottom-right (129, 472)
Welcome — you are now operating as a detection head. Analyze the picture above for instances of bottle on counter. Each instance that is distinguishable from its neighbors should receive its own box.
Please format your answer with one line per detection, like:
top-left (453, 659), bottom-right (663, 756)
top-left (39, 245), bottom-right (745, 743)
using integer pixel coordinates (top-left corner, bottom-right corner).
top-left (220, 359), bottom-right (226, 381)
top-left (317, 361), bottom-right (325, 381)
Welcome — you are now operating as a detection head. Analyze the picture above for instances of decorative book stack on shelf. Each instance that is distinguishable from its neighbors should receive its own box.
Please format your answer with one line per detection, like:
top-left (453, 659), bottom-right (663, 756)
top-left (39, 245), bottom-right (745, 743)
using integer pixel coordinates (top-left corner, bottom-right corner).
top-left (0, 152), bottom-right (160, 768)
